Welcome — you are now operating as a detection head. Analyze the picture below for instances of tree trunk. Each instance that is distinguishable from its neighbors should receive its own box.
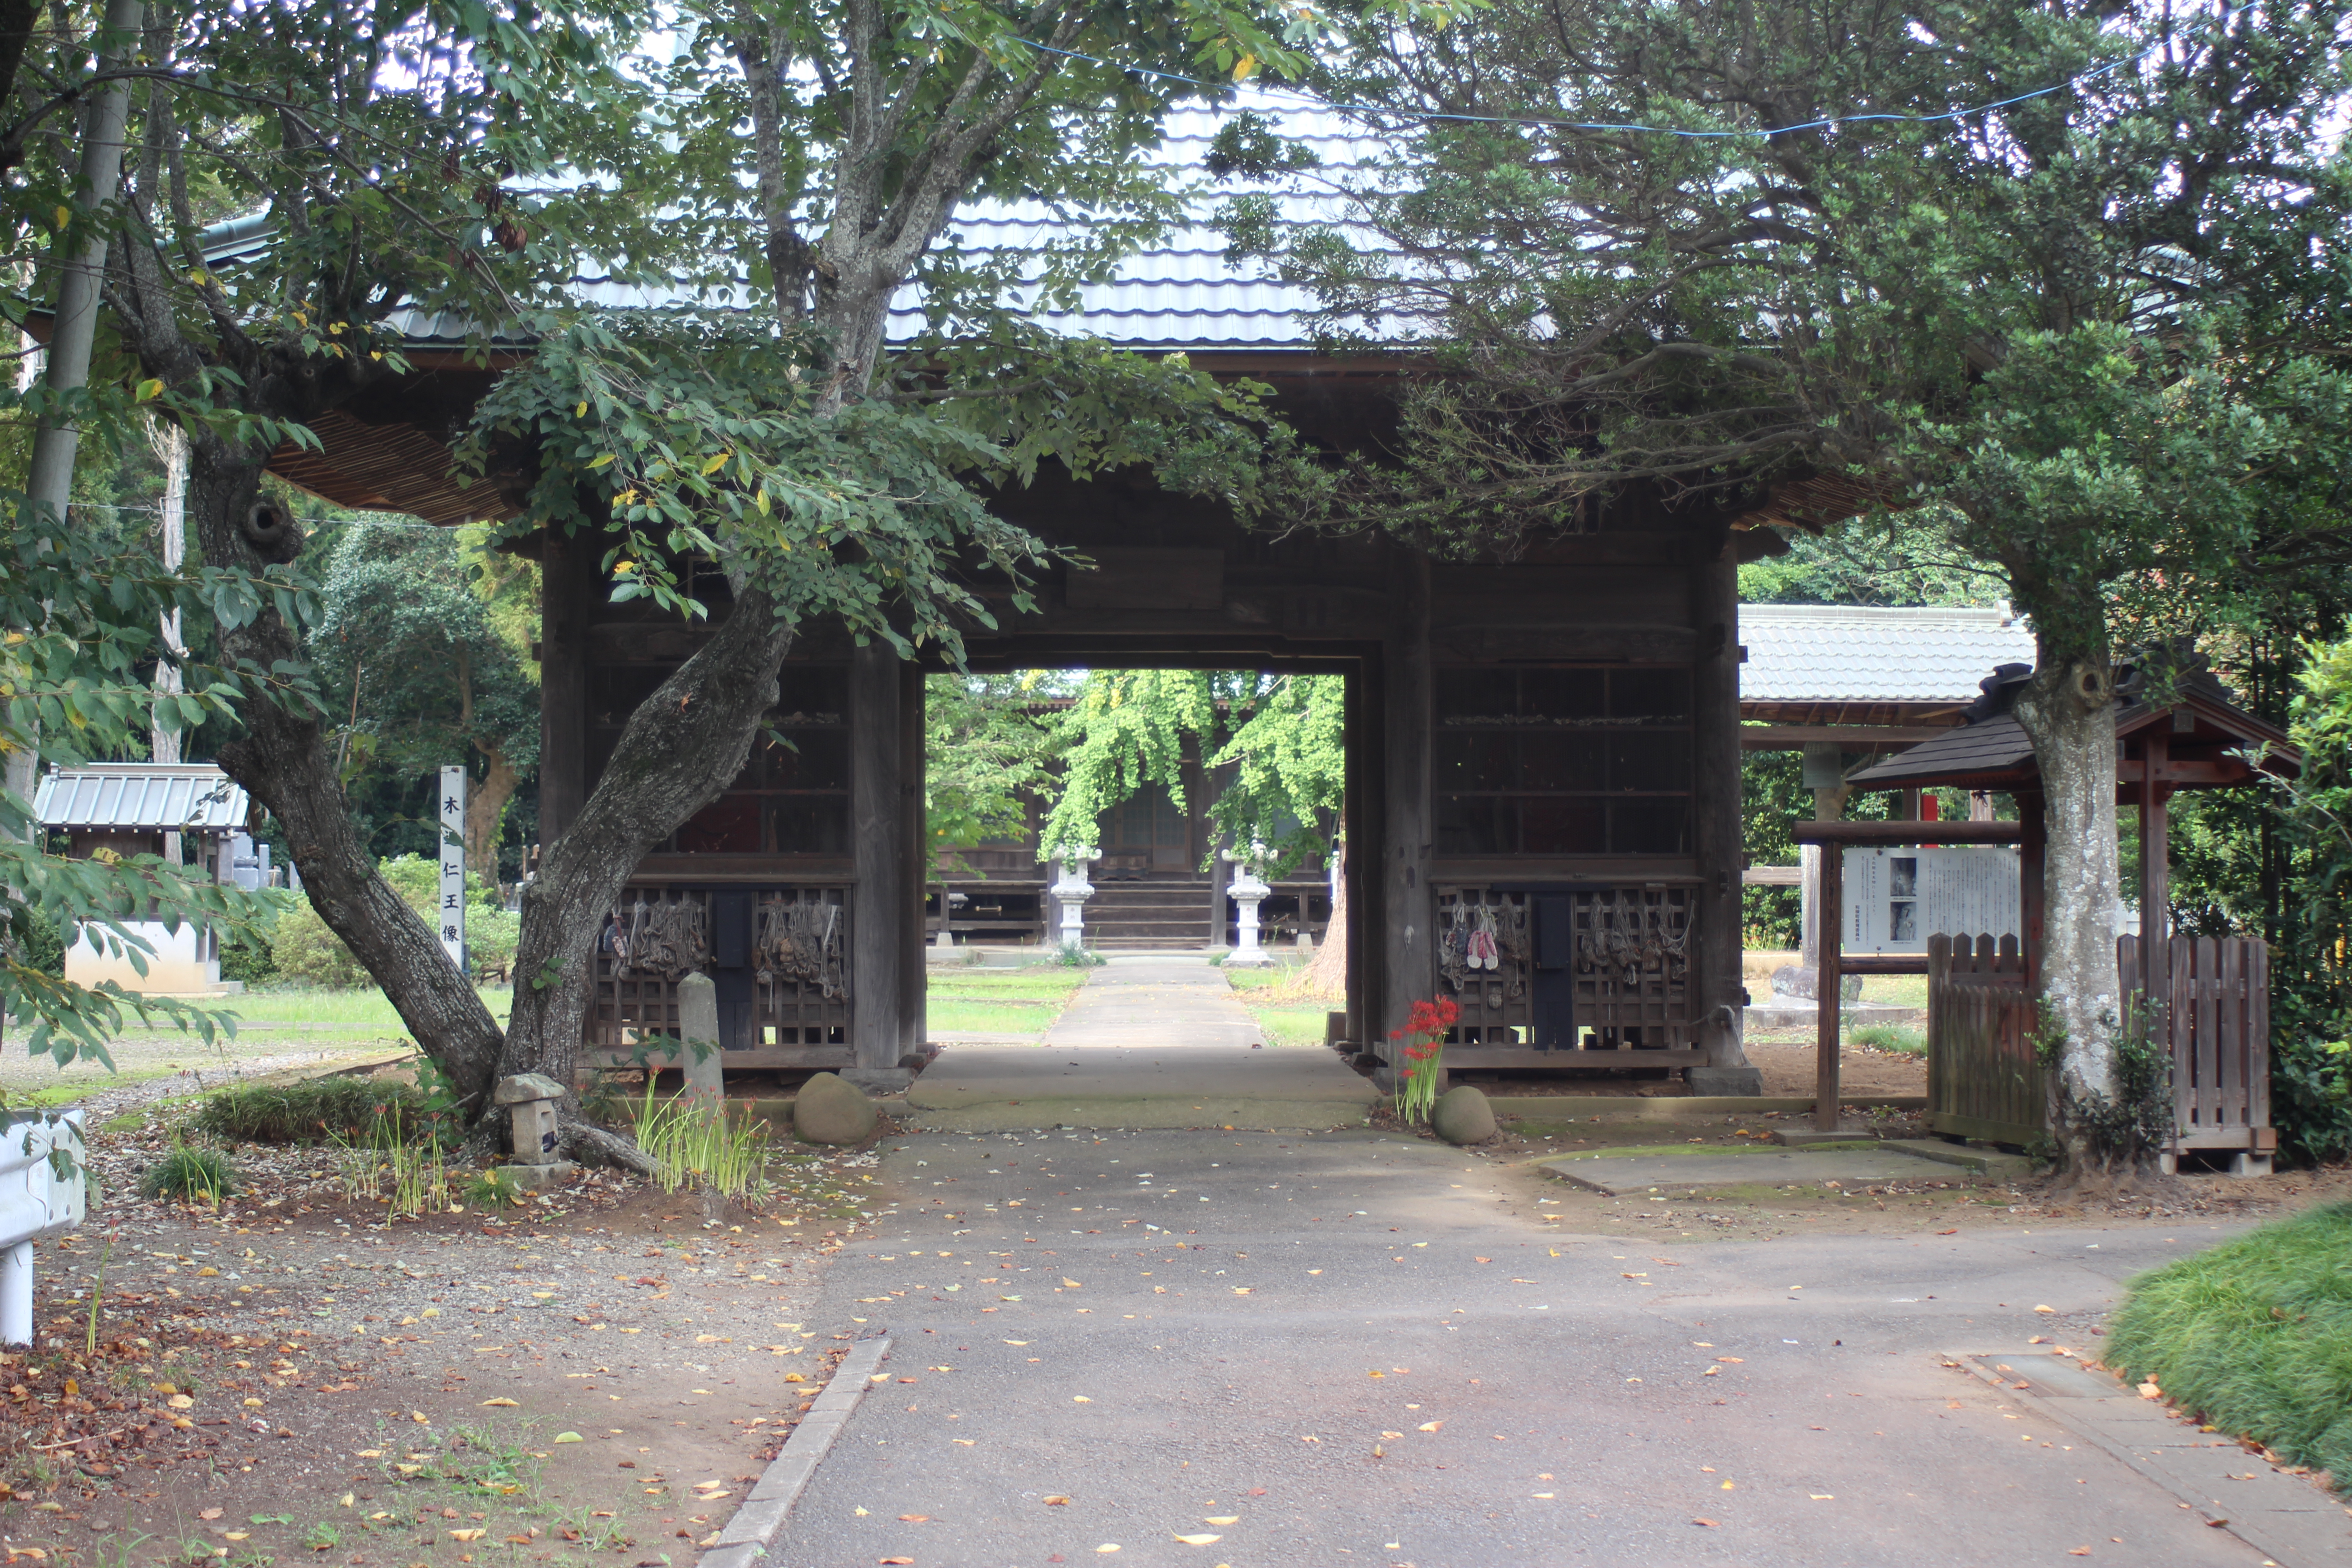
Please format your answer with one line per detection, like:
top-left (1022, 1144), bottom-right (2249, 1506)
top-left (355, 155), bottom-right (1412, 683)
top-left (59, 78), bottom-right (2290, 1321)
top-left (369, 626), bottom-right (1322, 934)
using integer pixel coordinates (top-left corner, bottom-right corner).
top-left (186, 440), bottom-right (509, 1113)
top-left (495, 589), bottom-right (796, 1098)
top-left (1288, 837), bottom-right (1348, 1001)
top-left (467, 740), bottom-right (519, 886)
top-left (2010, 650), bottom-right (2129, 1173)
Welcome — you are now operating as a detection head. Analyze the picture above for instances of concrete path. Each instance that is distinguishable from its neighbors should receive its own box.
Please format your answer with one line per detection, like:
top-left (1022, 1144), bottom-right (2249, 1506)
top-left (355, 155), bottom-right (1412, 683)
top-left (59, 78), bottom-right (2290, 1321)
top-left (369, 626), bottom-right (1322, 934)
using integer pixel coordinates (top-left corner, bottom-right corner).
top-left (760, 1130), bottom-right (2332, 1568)
top-left (1542, 1143), bottom-right (1971, 1197)
top-left (906, 959), bottom-right (1379, 1132)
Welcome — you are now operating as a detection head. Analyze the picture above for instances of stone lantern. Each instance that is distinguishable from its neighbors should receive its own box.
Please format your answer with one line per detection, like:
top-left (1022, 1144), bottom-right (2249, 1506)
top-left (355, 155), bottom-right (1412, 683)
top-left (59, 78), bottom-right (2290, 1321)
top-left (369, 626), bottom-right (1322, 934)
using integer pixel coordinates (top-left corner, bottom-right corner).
top-left (1050, 845), bottom-right (1099, 953)
top-left (494, 1073), bottom-right (574, 1191)
top-left (1225, 847), bottom-right (1272, 968)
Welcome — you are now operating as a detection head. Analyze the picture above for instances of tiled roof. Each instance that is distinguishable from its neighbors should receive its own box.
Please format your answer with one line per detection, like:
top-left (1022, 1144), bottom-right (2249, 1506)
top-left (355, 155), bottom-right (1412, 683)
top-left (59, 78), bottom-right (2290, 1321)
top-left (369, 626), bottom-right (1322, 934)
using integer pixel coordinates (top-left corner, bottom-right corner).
top-left (357, 104), bottom-right (1390, 353)
top-left (1740, 604), bottom-right (2036, 707)
top-left (35, 764), bottom-right (249, 833)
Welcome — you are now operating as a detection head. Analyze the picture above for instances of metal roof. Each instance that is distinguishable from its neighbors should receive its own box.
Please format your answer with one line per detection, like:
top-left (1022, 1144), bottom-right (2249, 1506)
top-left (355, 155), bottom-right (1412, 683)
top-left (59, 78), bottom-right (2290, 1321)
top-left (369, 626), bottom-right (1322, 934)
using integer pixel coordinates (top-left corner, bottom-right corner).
top-left (35, 764), bottom-right (249, 833)
top-left (1740, 604), bottom-right (2036, 708)
top-left (363, 105), bottom-right (1395, 353)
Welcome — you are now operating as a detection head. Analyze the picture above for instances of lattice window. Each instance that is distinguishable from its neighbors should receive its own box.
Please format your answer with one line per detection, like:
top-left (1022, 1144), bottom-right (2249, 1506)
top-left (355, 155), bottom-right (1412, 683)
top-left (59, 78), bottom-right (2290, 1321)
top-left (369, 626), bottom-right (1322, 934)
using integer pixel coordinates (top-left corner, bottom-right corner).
top-left (1572, 886), bottom-right (1693, 1042)
top-left (590, 884), bottom-right (852, 1050)
top-left (1434, 886), bottom-right (1531, 1045)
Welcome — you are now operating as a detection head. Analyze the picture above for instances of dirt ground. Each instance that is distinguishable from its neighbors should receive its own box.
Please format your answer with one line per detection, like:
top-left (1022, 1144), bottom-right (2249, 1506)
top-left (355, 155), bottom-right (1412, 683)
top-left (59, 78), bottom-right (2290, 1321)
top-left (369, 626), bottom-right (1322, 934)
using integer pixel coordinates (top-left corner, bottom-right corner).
top-left (0, 1073), bottom-right (895, 1568)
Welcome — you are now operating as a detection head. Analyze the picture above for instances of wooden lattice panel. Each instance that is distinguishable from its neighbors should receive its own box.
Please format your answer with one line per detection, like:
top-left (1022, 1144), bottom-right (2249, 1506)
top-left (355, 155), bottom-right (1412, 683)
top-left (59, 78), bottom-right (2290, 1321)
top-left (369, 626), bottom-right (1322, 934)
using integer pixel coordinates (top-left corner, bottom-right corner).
top-left (589, 884), bottom-right (852, 1051)
top-left (1434, 886), bottom-right (1531, 1045)
top-left (1571, 887), bottom-right (1693, 1042)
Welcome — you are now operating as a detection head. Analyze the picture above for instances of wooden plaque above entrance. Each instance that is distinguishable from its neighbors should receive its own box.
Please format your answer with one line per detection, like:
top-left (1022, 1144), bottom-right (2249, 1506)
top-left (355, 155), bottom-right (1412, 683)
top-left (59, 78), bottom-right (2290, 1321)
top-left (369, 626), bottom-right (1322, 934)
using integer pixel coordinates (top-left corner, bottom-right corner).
top-left (1064, 547), bottom-right (1224, 610)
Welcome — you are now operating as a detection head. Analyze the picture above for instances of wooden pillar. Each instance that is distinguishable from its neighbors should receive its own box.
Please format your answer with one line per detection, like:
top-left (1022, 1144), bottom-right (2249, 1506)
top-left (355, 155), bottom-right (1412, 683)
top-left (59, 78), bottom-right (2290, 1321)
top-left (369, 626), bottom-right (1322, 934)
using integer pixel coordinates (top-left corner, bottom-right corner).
top-left (1380, 549), bottom-right (1432, 1061)
top-left (537, 525), bottom-right (591, 843)
top-left (2018, 787), bottom-right (2047, 991)
top-left (901, 659), bottom-right (927, 1056)
top-left (2139, 729), bottom-right (2169, 961)
top-left (1814, 842), bottom-right (1843, 1131)
top-left (1345, 657), bottom-right (1381, 1047)
top-left (1689, 542), bottom-right (1744, 1070)
top-left (850, 642), bottom-right (907, 1080)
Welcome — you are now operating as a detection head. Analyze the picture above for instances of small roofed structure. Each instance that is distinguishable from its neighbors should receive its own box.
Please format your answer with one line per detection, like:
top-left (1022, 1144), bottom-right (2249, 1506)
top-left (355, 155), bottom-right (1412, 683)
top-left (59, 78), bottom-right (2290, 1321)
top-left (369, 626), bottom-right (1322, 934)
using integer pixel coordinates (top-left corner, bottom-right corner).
top-left (1848, 655), bottom-right (2298, 965)
top-left (1740, 603), bottom-right (2039, 749)
top-left (34, 763), bottom-right (273, 995)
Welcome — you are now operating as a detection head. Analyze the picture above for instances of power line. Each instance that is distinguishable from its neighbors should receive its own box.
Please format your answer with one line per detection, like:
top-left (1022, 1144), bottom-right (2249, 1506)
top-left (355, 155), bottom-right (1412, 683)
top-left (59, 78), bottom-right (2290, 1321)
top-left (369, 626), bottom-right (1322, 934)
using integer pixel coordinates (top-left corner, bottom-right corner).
top-left (1019, 39), bottom-right (2150, 142)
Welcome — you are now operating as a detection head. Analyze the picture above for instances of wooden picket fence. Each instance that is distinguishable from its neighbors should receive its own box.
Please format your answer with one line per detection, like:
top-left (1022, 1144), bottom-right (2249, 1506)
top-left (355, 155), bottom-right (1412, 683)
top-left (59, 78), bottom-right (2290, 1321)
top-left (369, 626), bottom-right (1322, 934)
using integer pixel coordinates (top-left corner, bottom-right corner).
top-left (1924, 934), bottom-right (2040, 1146)
top-left (1924, 932), bottom-right (2274, 1167)
top-left (2119, 935), bottom-right (2272, 1162)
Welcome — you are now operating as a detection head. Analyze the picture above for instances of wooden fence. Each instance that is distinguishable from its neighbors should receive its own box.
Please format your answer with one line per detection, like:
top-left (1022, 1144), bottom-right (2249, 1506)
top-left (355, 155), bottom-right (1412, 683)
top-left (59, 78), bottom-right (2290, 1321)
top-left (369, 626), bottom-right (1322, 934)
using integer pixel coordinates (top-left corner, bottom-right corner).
top-left (2120, 935), bottom-right (2272, 1161)
top-left (1925, 932), bottom-right (2274, 1166)
top-left (1924, 934), bottom-right (2041, 1146)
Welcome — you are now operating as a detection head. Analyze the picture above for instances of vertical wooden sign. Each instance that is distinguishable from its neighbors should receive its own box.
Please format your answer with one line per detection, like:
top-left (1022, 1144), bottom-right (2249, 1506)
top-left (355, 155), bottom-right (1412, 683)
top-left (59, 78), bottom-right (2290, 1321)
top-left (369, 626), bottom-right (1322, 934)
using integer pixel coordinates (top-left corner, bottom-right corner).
top-left (438, 764), bottom-right (466, 973)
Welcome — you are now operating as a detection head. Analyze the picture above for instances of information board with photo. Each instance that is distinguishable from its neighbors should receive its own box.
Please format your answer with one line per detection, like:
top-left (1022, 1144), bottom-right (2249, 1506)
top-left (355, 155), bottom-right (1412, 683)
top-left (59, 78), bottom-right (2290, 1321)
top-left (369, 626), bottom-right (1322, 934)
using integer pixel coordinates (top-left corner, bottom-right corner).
top-left (1840, 845), bottom-right (2020, 955)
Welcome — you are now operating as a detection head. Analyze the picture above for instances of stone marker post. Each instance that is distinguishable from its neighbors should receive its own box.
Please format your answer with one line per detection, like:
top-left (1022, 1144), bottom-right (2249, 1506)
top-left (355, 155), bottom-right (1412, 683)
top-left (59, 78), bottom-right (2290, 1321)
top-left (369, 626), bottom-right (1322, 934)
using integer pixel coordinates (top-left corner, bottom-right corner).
top-left (676, 971), bottom-right (725, 1106)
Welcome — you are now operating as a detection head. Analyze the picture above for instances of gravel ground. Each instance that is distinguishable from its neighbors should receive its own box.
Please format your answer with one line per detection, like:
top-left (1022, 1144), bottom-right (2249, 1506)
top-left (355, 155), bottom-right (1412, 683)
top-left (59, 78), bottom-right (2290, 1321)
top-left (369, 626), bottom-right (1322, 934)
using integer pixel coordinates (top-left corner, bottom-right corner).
top-left (0, 1086), bottom-right (900, 1567)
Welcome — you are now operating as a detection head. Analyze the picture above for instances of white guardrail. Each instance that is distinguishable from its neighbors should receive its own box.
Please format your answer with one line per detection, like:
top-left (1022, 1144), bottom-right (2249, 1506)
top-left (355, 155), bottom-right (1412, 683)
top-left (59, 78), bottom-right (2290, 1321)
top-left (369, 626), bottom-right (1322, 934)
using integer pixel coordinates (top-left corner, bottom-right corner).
top-left (0, 1110), bottom-right (87, 1344)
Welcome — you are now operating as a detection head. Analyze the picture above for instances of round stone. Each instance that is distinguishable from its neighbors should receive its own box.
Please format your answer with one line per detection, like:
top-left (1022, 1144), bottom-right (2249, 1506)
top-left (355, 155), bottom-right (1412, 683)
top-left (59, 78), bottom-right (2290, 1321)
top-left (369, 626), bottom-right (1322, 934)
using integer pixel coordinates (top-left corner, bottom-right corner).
top-left (1431, 1084), bottom-right (1498, 1146)
top-left (792, 1071), bottom-right (878, 1146)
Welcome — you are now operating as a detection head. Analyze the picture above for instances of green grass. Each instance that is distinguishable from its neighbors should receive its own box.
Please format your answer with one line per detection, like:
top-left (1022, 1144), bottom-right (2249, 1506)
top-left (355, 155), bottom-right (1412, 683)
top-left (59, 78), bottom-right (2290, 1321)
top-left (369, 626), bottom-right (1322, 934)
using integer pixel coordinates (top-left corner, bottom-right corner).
top-left (2107, 1203), bottom-right (2352, 1480)
top-left (1858, 973), bottom-right (1929, 1009)
top-left (1848, 1023), bottom-right (1926, 1055)
top-left (108, 985), bottom-right (514, 1034)
top-left (1250, 1003), bottom-right (1332, 1049)
top-left (926, 966), bottom-right (1090, 1036)
top-left (1220, 960), bottom-right (1308, 992)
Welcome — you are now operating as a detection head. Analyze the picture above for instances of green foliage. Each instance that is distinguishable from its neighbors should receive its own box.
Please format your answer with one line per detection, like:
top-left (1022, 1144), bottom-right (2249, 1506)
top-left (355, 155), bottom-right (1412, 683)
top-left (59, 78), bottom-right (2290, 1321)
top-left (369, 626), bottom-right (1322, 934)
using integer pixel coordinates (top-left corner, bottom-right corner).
top-left (464, 1168), bottom-right (524, 1209)
top-left (190, 1077), bottom-right (437, 1147)
top-left (2271, 1037), bottom-right (2352, 1167)
top-left (141, 1142), bottom-right (235, 1203)
top-left (1036, 671), bottom-right (1345, 877)
top-left (1, 493), bottom-right (293, 1069)
top-left (632, 1085), bottom-right (770, 1202)
top-left (1848, 1024), bottom-right (1925, 1057)
top-left (309, 523), bottom-right (539, 875)
top-left (926, 673), bottom-right (1051, 861)
top-left (2107, 1204), bottom-right (2352, 1478)
top-left (267, 856), bottom-right (513, 988)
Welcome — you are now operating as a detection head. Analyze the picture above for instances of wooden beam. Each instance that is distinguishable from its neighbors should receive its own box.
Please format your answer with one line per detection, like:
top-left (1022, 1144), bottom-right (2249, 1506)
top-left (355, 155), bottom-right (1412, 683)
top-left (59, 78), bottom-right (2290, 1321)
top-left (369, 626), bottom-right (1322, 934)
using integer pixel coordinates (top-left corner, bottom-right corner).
top-left (1816, 840), bottom-right (1843, 1132)
top-left (1744, 865), bottom-right (1803, 886)
top-left (850, 642), bottom-right (906, 1076)
top-left (1691, 544), bottom-right (1743, 1071)
top-left (1739, 725), bottom-right (1948, 750)
top-left (1380, 547), bottom-right (1432, 1057)
top-left (2140, 728), bottom-right (2169, 966)
top-left (1840, 955), bottom-right (1931, 975)
top-left (2115, 759), bottom-right (2249, 785)
top-left (1345, 657), bottom-right (1379, 1049)
top-left (1793, 820), bottom-right (2025, 846)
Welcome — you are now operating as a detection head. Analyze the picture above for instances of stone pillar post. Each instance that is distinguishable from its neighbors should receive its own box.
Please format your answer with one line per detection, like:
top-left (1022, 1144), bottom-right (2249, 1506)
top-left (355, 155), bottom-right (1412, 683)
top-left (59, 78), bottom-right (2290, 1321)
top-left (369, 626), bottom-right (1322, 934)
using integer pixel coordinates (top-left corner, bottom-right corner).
top-left (1051, 847), bottom-right (1098, 952)
top-left (1226, 849), bottom-right (1272, 968)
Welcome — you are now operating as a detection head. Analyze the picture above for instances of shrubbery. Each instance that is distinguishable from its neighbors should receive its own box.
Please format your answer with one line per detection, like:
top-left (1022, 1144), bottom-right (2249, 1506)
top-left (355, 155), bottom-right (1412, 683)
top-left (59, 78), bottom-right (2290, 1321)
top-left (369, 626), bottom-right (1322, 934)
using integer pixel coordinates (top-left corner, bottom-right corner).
top-left (260, 853), bottom-right (514, 988)
top-left (191, 1075), bottom-right (445, 1145)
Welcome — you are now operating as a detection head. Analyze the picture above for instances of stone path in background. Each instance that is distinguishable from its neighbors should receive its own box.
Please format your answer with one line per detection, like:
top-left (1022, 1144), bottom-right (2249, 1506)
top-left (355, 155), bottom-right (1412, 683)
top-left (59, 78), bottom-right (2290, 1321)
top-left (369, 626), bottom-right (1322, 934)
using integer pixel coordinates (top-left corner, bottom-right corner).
top-left (905, 957), bottom-right (1377, 1132)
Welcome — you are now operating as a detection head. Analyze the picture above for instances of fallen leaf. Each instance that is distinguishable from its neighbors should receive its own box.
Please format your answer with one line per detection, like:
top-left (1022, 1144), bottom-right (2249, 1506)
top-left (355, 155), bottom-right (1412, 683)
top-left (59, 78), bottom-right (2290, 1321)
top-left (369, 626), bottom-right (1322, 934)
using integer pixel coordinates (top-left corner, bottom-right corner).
top-left (899, 1514), bottom-right (929, 1523)
top-left (1173, 1534), bottom-right (1221, 1545)
top-left (199, 1510), bottom-right (223, 1522)
top-left (2034, 1305), bottom-right (2056, 1314)
top-left (2069, 1549), bottom-right (2091, 1557)
top-left (448, 1529), bottom-right (487, 1542)
top-left (881, 1559), bottom-right (914, 1566)
top-left (1073, 1395), bottom-right (1092, 1403)
top-left (1475, 1257), bottom-right (1491, 1264)
top-left (1096, 1547), bottom-right (1120, 1555)
top-left (1063, 1279), bottom-right (1083, 1289)
top-left (1418, 1421), bottom-right (1442, 1432)
top-left (1810, 1494), bottom-right (1835, 1500)
top-left (1937, 1227), bottom-right (1958, 1235)
top-left (222, 1534), bottom-right (250, 1543)
top-left (1692, 1519), bottom-right (1719, 1528)
top-left (1205, 1516), bottom-right (1238, 1525)
top-left (1043, 1496), bottom-right (1071, 1506)
top-left (554, 1432), bottom-right (584, 1443)
top-left (480, 1397), bottom-right (519, 1407)
top-left (2138, 1381), bottom-right (2163, 1400)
